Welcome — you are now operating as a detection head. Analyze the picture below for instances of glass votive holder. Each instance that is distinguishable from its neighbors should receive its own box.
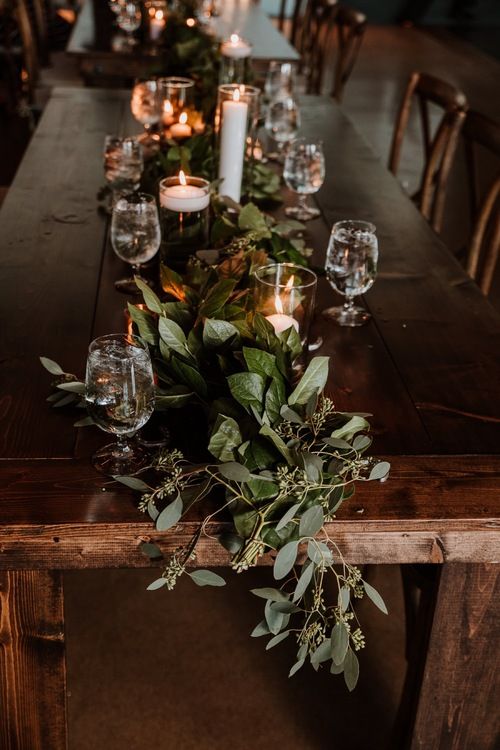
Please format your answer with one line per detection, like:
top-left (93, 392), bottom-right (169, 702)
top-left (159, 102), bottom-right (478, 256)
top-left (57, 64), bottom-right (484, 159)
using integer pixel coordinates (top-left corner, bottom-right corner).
top-left (254, 263), bottom-right (317, 346)
top-left (158, 76), bottom-right (195, 132)
top-left (216, 83), bottom-right (260, 203)
top-left (219, 33), bottom-right (253, 85)
top-left (159, 172), bottom-right (211, 278)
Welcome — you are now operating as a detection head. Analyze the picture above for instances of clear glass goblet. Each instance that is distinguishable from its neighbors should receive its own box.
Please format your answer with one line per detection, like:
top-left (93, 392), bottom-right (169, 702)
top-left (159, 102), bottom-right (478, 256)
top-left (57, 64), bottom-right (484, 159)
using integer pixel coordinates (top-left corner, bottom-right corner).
top-left (265, 62), bottom-right (296, 103)
top-left (110, 192), bottom-right (161, 294)
top-left (117, 1), bottom-right (142, 45)
top-left (130, 78), bottom-right (161, 149)
top-left (85, 334), bottom-right (155, 475)
top-left (323, 220), bottom-right (378, 327)
top-left (265, 96), bottom-right (300, 162)
top-left (283, 137), bottom-right (325, 220)
top-left (103, 135), bottom-right (143, 208)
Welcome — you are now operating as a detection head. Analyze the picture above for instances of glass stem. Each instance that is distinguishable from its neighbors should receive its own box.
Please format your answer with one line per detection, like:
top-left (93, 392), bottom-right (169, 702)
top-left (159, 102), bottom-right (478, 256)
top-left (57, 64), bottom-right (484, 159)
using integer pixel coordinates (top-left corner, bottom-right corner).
top-left (115, 434), bottom-right (131, 457)
top-left (298, 194), bottom-right (309, 211)
top-left (344, 296), bottom-right (355, 312)
top-left (132, 263), bottom-right (141, 279)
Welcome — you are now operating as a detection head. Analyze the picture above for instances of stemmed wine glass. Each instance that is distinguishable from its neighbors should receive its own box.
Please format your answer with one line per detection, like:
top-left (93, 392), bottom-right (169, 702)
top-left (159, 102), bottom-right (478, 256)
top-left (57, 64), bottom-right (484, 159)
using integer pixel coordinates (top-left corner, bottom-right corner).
top-left (265, 62), bottom-right (296, 103)
top-left (323, 220), bottom-right (378, 327)
top-left (103, 135), bottom-right (143, 208)
top-left (283, 138), bottom-right (325, 220)
top-left (85, 334), bottom-right (155, 475)
top-left (130, 78), bottom-right (161, 149)
top-left (110, 193), bottom-right (161, 293)
top-left (117, 1), bottom-right (142, 45)
top-left (265, 96), bottom-right (300, 162)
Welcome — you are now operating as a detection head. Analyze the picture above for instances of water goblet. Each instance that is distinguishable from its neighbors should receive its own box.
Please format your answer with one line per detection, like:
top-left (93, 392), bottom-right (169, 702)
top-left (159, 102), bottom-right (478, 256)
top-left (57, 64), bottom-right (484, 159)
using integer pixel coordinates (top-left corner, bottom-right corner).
top-left (110, 192), bottom-right (161, 294)
top-left (323, 220), bottom-right (378, 327)
top-left (109, 0), bottom-right (127, 14)
top-left (130, 78), bottom-right (161, 149)
top-left (103, 135), bottom-right (143, 208)
top-left (265, 96), bottom-right (300, 162)
top-left (85, 334), bottom-right (155, 475)
top-left (117, 1), bottom-right (142, 45)
top-left (283, 137), bottom-right (325, 220)
top-left (265, 62), bottom-right (296, 103)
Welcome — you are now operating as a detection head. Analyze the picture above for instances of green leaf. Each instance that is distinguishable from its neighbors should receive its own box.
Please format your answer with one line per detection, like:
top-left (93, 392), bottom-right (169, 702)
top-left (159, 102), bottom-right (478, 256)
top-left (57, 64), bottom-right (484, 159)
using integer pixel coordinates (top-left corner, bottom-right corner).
top-left (155, 389), bottom-right (194, 409)
top-left (264, 600), bottom-right (285, 635)
top-left (238, 202), bottom-right (269, 235)
top-left (73, 416), bottom-right (94, 427)
top-left (52, 393), bottom-right (76, 407)
top-left (127, 303), bottom-right (159, 346)
top-left (301, 452), bottom-right (323, 482)
top-left (218, 532), bottom-right (244, 554)
top-left (251, 619), bottom-right (270, 637)
top-left (311, 638), bottom-right (332, 667)
top-left (140, 542), bottom-right (163, 559)
top-left (323, 437), bottom-right (352, 450)
top-left (189, 569), bottom-right (226, 587)
top-left (368, 461), bottom-right (391, 482)
top-left (344, 649), bottom-right (359, 691)
top-left (218, 462), bottom-right (252, 483)
top-left (293, 561), bottom-right (315, 602)
top-left (246, 477), bottom-right (279, 499)
top-left (339, 585), bottom-right (350, 613)
top-left (158, 317), bottom-right (188, 357)
top-left (40, 356), bottom-right (64, 375)
top-left (363, 580), bottom-right (388, 614)
top-left (270, 601), bottom-right (299, 614)
top-left (280, 405), bottom-right (304, 424)
top-left (203, 318), bottom-right (240, 348)
top-left (251, 587), bottom-right (289, 602)
top-left (259, 425), bottom-right (293, 463)
top-left (156, 494), bottom-right (183, 531)
top-left (276, 501), bottom-right (301, 532)
top-left (147, 578), bottom-right (168, 591)
top-left (353, 434), bottom-right (372, 452)
top-left (331, 622), bottom-right (349, 665)
top-left (330, 660), bottom-right (344, 674)
top-left (135, 276), bottom-right (163, 313)
top-left (57, 381), bottom-right (86, 394)
top-left (199, 279), bottom-right (236, 318)
top-left (208, 415), bottom-right (242, 462)
top-left (288, 357), bottom-right (329, 406)
top-left (331, 416), bottom-right (370, 441)
top-left (289, 659), bottom-right (305, 677)
top-left (147, 498), bottom-right (159, 521)
top-left (307, 540), bottom-right (333, 565)
top-left (264, 376), bottom-right (286, 426)
top-left (113, 475), bottom-right (150, 491)
top-left (299, 505), bottom-right (324, 537)
top-left (227, 372), bottom-right (265, 409)
top-left (169, 357), bottom-right (207, 397)
top-left (273, 540), bottom-right (299, 580)
top-left (243, 347), bottom-right (276, 378)
top-left (266, 631), bottom-right (290, 650)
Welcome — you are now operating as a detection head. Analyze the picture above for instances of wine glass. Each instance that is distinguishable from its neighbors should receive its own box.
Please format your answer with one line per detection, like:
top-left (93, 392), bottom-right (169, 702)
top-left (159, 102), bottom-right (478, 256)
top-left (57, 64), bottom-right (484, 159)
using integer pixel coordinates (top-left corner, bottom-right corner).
top-left (130, 78), bottom-right (161, 149)
top-left (265, 96), bottom-right (300, 162)
top-left (323, 220), bottom-right (378, 327)
top-left (85, 334), bottom-right (155, 475)
top-left (283, 138), bottom-right (325, 220)
top-left (265, 62), bottom-right (296, 103)
top-left (109, 0), bottom-right (127, 14)
top-left (103, 135), bottom-right (143, 208)
top-left (117, 1), bottom-right (142, 45)
top-left (110, 192), bottom-right (161, 294)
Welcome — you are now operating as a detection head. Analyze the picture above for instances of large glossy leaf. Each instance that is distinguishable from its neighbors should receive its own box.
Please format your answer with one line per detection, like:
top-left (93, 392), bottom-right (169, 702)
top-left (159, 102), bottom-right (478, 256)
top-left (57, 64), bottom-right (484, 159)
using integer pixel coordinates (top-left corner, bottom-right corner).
top-left (264, 377), bottom-right (286, 425)
top-left (135, 276), bottom-right (163, 313)
top-left (127, 303), bottom-right (159, 346)
top-left (158, 317), bottom-right (188, 357)
top-left (259, 425), bottom-right (293, 463)
top-left (238, 202), bottom-right (270, 236)
top-left (208, 415), bottom-right (242, 462)
top-left (169, 357), bottom-right (207, 397)
top-left (199, 279), bottom-right (236, 318)
top-left (203, 318), bottom-right (240, 348)
top-left (288, 357), bottom-right (329, 406)
top-left (218, 461), bottom-right (252, 482)
top-left (156, 494), bottom-right (183, 531)
top-left (227, 372), bottom-right (265, 409)
top-left (243, 347), bottom-right (276, 378)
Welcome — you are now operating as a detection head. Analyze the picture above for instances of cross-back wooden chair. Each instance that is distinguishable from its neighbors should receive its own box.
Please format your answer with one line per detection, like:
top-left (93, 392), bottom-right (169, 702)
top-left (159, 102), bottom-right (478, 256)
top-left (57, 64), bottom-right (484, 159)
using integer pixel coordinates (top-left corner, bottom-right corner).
top-left (462, 110), bottom-right (500, 295)
top-left (13, 0), bottom-right (40, 103)
top-left (389, 72), bottom-right (468, 234)
top-left (30, 0), bottom-right (50, 66)
top-left (300, 0), bottom-right (339, 96)
top-left (330, 5), bottom-right (366, 102)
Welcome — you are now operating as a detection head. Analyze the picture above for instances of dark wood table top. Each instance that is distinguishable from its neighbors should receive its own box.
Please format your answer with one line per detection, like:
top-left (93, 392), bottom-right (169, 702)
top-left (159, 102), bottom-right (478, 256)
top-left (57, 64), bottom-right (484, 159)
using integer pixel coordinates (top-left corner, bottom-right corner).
top-left (0, 87), bottom-right (498, 569)
top-left (67, 0), bottom-right (299, 64)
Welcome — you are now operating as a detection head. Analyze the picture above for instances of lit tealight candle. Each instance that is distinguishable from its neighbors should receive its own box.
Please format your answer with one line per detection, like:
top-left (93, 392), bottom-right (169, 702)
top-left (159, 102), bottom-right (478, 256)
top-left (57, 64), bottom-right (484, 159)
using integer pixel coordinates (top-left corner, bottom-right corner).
top-left (266, 294), bottom-right (299, 334)
top-left (221, 33), bottom-right (252, 59)
top-left (162, 99), bottom-right (174, 126)
top-left (170, 112), bottom-right (192, 140)
top-left (159, 170), bottom-right (210, 212)
top-left (149, 9), bottom-right (166, 41)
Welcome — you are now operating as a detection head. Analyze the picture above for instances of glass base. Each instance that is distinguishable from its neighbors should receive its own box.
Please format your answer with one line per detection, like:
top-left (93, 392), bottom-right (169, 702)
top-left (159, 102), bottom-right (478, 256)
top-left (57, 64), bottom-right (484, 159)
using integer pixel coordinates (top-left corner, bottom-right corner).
top-left (308, 335), bottom-right (323, 351)
top-left (285, 203), bottom-right (320, 221)
top-left (323, 304), bottom-right (371, 327)
top-left (114, 276), bottom-right (152, 295)
top-left (92, 440), bottom-right (148, 476)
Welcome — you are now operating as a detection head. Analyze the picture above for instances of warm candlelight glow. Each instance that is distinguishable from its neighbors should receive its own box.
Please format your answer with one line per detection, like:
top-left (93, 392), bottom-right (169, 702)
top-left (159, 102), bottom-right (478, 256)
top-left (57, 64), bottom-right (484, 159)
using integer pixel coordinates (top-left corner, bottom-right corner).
top-left (275, 294), bottom-right (284, 314)
top-left (163, 100), bottom-right (173, 116)
top-left (179, 112), bottom-right (188, 124)
top-left (155, 9), bottom-right (164, 20)
top-left (286, 276), bottom-right (295, 290)
top-left (186, 17), bottom-right (195, 26)
top-left (230, 33), bottom-right (240, 44)
top-left (233, 88), bottom-right (241, 103)
top-left (179, 170), bottom-right (187, 186)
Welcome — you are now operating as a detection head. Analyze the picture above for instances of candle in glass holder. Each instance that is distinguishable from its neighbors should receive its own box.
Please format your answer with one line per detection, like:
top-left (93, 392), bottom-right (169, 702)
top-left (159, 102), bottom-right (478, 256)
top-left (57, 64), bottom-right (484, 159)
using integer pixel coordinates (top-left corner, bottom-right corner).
top-left (149, 9), bottom-right (165, 41)
top-left (162, 99), bottom-right (174, 126)
top-left (221, 33), bottom-right (252, 59)
top-left (218, 88), bottom-right (248, 203)
top-left (254, 264), bottom-right (317, 345)
top-left (266, 294), bottom-right (300, 334)
top-left (170, 112), bottom-right (192, 140)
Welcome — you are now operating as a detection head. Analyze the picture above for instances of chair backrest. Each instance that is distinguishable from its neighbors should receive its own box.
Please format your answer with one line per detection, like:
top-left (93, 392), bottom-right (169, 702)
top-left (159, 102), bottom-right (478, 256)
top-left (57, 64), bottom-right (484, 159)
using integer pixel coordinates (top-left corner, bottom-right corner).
top-left (462, 110), bottom-right (500, 295)
top-left (389, 72), bottom-right (468, 234)
top-left (299, 0), bottom-right (339, 95)
top-left (330, 5), bottom-right (366, 102)
top-left (14, 0), bottom-right (40, 102)
top-left (30, 0), bottom-right (50, 66)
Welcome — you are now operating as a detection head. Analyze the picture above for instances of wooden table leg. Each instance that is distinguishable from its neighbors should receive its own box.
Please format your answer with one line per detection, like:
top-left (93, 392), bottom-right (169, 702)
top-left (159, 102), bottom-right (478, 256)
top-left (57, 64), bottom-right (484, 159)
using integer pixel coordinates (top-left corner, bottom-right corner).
top-left (410, 563), bottom-right (499, 750)
top-left (0, 571), bottom-right (67, 750)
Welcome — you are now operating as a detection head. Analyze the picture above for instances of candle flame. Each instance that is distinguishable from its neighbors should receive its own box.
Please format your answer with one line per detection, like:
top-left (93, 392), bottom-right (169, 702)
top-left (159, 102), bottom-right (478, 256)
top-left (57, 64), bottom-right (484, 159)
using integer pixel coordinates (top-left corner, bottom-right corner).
top-left (155, 9), bottom-right (164, 20)
top-left (274, 294), bottom-right (284, 314)
top-left (148, 7), bottom-right (155, 16)
top-left (179, 112), bottom-right (188, 124)
top-left (233, 88), bottom-right (240, 102)
top-left (230, 33), bottom-right (240, 44)
top-left (186, 16), bottom-right (195, 26)
top-left (163, 99), bottom-right (173, 115)
top-left (179, 170), bottom-right (187, 186)
top-left (286, 275), bottom-right (295, 290)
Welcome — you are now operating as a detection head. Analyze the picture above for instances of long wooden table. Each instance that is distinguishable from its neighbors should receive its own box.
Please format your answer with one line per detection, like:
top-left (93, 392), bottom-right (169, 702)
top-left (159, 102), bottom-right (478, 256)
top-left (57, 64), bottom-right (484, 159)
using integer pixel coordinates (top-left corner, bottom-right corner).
top-left (0, 87), bottom-right (499, 750)
top-left (67, 0), bottom-right (299, 85)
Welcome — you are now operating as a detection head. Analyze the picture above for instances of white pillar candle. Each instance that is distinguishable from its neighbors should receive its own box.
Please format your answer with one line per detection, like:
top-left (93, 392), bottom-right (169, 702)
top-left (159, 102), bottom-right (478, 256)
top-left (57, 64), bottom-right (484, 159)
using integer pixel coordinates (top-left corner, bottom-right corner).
top-left (266, 313), bottom-right (299, 334)
top-left (218, 88), bottom-right (248, 203)
top-left (159, 171), bottom-right (210, 212)
top-left (149, 10), bottom-right (165, 41)
top-left (170, 112), bottom-right (192, 140)
top-left (221, 33), bottom-right (252, 59)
